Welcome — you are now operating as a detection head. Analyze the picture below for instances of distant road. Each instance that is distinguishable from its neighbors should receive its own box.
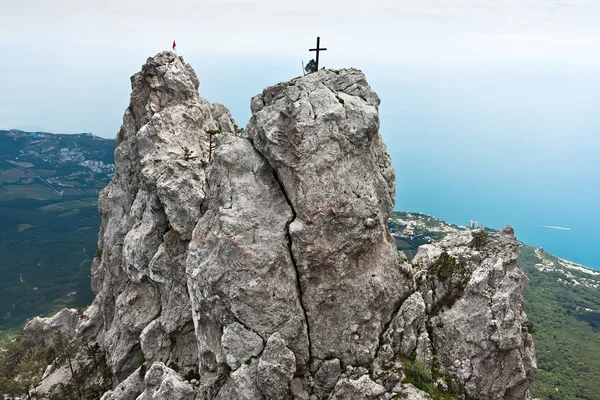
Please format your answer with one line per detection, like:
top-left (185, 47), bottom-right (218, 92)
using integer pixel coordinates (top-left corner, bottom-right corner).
top-left (0, 160), bottom-right (64, 198)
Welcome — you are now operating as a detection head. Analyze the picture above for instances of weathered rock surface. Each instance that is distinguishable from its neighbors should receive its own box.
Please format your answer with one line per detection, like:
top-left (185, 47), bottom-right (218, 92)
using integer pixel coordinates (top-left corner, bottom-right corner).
top-left (85, 51), bottom-right (239, 381)
top-left (413, 227), bottom-right (537, 399)
top-left (186, 134), bottom-right (309, 374)
top-left (33, 52), bottom-right (536, 400)
top-left (24, 308), bottom-right (80, 346)
top-left (313, 358), bottom-right (342, 398)
top-left (382, 292), bottom-right (427, 358)
top-left (221, 322), bottom-right (264, 370)
top-left (247, 69), bottom-right (411, 368)
top-left (214, 362), bottom-right (264, 400)
top-left (256, 333), bottom-right (296, 399)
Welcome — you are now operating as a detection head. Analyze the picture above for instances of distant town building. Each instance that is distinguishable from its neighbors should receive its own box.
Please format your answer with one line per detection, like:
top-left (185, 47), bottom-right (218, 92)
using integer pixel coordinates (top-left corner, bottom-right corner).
top-left (469, 220), bottom-right (478, 229)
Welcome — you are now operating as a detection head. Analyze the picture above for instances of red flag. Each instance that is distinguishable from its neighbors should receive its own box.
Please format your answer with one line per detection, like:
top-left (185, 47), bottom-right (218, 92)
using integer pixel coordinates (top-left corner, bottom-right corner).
top-left (172, 40), bottom-right (177, 51)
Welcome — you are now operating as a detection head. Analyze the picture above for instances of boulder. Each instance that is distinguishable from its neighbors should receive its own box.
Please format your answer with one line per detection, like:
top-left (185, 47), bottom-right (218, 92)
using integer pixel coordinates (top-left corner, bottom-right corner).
top-left (257, 333), bottom-right (296, 400)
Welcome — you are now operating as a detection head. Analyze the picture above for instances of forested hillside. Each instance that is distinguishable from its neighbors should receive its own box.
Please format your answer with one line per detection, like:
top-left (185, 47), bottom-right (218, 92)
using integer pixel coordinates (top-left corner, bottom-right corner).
top-left (520, 246), bottom-right (600, 400)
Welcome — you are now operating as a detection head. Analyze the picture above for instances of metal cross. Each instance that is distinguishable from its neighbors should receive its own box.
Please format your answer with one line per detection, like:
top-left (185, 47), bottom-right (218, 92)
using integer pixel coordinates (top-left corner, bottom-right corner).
top-left (309, 37), bottom-right (327, 71)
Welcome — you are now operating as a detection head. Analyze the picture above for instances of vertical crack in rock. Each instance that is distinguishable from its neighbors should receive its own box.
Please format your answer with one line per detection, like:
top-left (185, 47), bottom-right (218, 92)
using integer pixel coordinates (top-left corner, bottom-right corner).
top-left (247, 69), bottom-right (412, 369)
top-left (270, 167), bottom-right (313, 366)
top-left (372, 289), bottom-right (409, 363)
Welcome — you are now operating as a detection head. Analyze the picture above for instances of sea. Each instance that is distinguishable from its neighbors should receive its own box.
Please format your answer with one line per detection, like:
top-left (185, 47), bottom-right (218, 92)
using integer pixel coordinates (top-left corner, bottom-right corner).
top-left (372, 65), bottom-right (600, 271)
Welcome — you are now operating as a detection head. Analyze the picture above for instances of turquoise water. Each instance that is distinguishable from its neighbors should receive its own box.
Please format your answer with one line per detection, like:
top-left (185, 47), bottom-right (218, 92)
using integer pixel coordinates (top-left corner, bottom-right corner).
top-left (371, 66), bottom-right (600, 270)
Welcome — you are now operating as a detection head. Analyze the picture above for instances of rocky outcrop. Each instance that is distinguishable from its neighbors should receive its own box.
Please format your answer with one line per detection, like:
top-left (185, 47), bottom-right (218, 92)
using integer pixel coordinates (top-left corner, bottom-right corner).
top-left (35, 52), bottom-right (536, 400)
top-left (24, 308), bottom-right (80, 346)
top-left (413, 227), bottom-right (537, 399)
top-left (84, 51), bottom-right (239, 382)
top-left (247, 70), bottom-right (410, 369)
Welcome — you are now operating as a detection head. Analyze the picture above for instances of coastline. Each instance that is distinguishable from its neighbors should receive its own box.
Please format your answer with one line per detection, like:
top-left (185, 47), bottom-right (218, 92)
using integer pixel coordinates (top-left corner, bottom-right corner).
top-left (557, 257), bottom-right (600, 276)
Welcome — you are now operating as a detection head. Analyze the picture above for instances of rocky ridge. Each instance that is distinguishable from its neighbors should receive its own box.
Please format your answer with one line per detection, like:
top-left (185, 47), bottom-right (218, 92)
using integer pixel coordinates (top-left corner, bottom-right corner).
top-left (35, 52), bottom-right (536, 400)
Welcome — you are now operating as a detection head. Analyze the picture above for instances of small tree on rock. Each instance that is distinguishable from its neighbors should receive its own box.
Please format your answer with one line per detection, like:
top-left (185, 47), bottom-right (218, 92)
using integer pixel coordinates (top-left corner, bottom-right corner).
top-left (206, 129), bottom-right (221, 162)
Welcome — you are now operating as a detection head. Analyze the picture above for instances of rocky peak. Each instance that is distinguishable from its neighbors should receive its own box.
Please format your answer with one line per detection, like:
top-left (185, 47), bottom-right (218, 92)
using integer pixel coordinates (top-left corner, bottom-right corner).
top-left (246, 68), bottom-right (408, 369)
top-left (35, 54), bottom-right (536, 400)
top-left (83, 52), bottom-right (240, 383)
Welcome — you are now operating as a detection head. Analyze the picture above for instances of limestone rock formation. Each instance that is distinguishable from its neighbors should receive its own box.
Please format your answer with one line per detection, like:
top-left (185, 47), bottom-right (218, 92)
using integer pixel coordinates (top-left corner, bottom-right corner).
top-left (413, 227), bottom-right (537, 399)
top-left (24, 308), bottom-right (80, 346)
top-left (34, 52), bottom-right (536, 400)
top-left (247, 70), bottom-right (410, 369)
top-left (84, 51), bottom-right (239, 382)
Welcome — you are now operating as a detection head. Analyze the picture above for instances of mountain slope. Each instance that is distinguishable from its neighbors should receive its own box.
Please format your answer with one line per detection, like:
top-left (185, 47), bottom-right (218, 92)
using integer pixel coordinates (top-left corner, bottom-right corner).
top-left (520, 246), bottom-right (600, 400)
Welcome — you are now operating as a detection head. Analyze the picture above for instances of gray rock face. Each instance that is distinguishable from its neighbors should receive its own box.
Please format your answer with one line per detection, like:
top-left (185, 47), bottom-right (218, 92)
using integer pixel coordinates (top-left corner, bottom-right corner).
top-left (88, 51), bottom-right (239, 380)
top-left (24, 308), bottom-right (80, 346)
top-left (186, 134), bottom-right (309, 373)
top-left (413, 227), bottom-right (537, 399)
top-left (247, 69), bottom-right (411, 368)
top-left (35, 53), bottom-right (536, 400)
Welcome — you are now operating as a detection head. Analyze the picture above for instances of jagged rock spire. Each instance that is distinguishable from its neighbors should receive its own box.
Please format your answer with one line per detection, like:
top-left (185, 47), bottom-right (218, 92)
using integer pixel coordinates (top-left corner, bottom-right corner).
top-left (82, 51), bottom-right (239, 383)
